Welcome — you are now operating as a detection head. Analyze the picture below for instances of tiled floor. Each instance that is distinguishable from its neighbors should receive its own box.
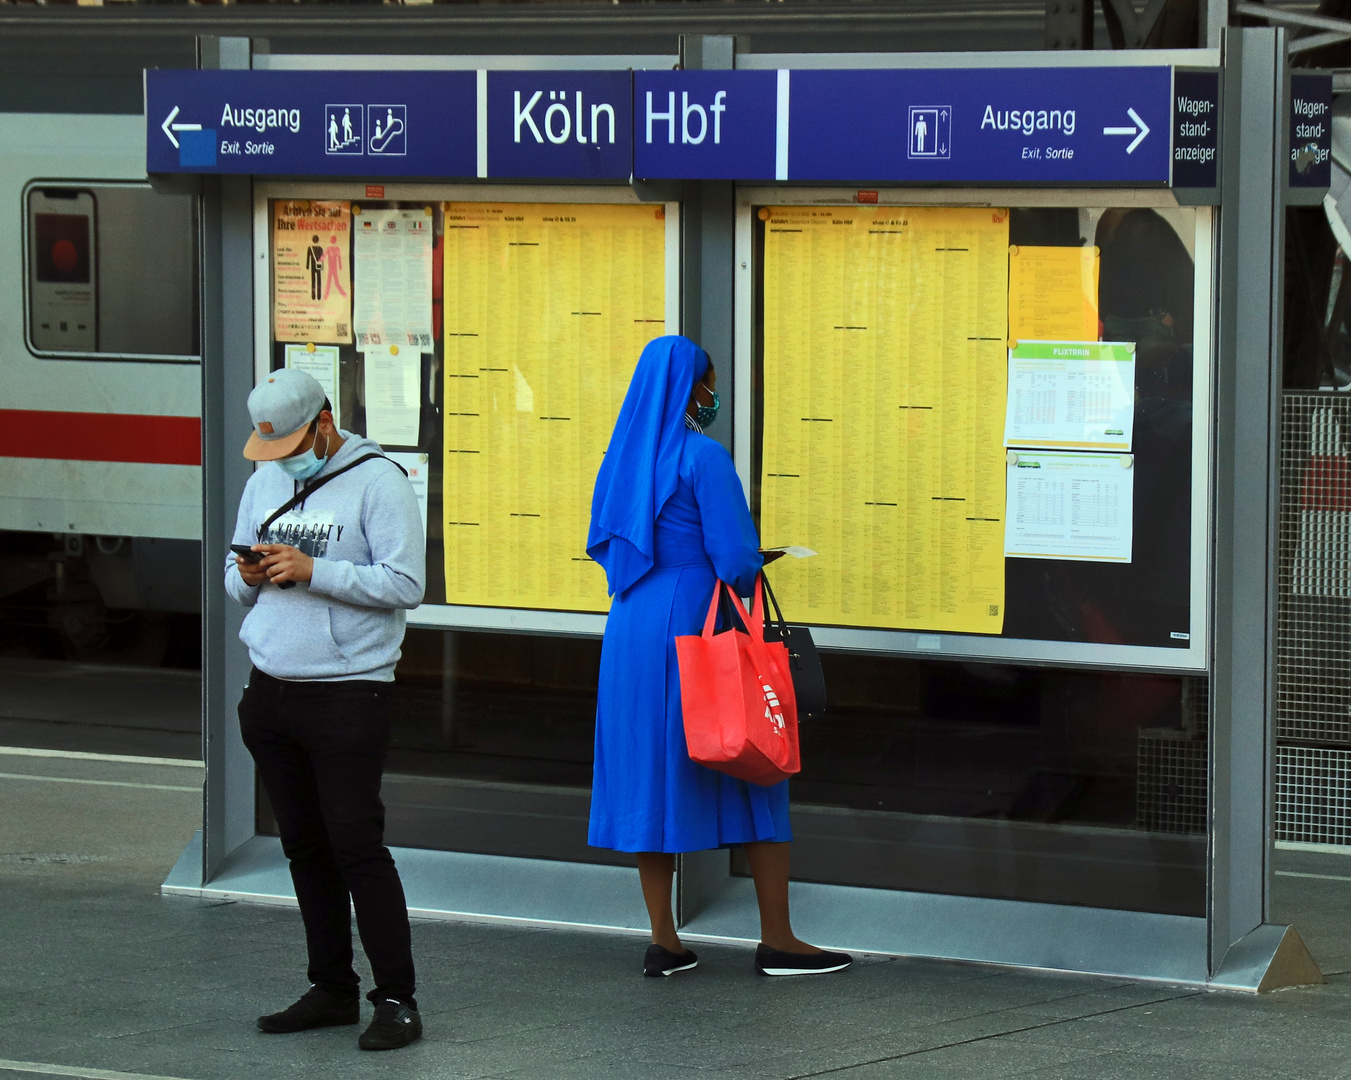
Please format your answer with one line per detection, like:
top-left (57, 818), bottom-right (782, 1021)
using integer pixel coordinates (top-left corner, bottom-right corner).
top-left (2, 749), bottom-right (1351, 1079)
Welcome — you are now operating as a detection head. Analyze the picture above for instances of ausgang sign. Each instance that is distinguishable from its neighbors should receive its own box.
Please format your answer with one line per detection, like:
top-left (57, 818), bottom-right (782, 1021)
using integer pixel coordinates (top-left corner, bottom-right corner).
top-left (147, 65), bottom-right (1207, 187)
top-left (785, 68), bottom-right (1172, 184)
top-left (146, 69), bottom-right (478, 177)
top-left (629, 67), bottom-right (1174, 184)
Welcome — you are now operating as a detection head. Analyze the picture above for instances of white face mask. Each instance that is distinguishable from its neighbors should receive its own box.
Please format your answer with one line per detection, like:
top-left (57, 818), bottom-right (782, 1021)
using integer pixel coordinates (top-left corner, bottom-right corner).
top-left (277, 430), bottom-right (328, 481)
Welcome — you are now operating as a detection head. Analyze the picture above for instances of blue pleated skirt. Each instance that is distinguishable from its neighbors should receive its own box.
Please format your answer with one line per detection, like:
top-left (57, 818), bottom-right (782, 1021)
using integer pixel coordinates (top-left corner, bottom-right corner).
top-left (587, 562), bottom-right (792, 854)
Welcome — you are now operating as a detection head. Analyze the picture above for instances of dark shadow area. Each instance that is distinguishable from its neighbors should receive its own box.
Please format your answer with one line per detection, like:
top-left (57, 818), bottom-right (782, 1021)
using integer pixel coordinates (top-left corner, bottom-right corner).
top-left (251, 628), bottom-right (1210, 914)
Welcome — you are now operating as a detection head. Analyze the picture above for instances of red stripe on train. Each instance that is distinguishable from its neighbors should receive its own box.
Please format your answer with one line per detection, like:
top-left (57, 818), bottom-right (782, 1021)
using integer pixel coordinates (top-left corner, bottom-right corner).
top-left (0, 410), bottom-right (201, 466)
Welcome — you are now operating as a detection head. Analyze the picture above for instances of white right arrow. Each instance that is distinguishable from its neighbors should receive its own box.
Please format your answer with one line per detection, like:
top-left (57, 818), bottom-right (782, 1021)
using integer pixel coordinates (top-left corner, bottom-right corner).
top-left (160, 105), bottom-right (202, 150)
top-left (1103, 107), bottom-right (1151, 154)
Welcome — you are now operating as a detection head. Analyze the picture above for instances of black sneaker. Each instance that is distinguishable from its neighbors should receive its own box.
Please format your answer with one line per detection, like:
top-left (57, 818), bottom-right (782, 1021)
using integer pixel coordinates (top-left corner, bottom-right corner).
top-left (257, 985), bottom-right (360, 1033)
top-left (358, 998), bottom-right (423, 1051)
top-left (754, 944), bottom-right (853, 976)
top-left (643, 943), bottom-right (698, 977)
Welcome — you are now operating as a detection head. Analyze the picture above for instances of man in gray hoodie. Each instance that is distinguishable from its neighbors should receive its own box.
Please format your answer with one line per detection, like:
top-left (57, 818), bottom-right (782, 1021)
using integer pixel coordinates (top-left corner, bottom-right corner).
top-left (226, 367), bottom-right (425, 1051)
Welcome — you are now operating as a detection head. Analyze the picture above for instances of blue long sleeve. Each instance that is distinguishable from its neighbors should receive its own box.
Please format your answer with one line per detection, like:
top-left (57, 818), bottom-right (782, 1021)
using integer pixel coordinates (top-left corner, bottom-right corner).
top-left (689, 438), bottom-right (763, 595)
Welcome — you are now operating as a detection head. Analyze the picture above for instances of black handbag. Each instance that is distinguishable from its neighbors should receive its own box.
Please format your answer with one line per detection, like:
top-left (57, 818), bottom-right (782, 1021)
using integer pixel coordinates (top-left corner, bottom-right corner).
top-left (756, 570), bottom-right (828, 723)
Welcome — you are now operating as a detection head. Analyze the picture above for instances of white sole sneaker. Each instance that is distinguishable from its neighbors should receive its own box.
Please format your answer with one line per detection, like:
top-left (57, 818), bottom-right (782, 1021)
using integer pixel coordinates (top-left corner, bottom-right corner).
top-left (643, 944), bottom-right (699, 976)
top-left (754, 945), bottom-right (853, 976)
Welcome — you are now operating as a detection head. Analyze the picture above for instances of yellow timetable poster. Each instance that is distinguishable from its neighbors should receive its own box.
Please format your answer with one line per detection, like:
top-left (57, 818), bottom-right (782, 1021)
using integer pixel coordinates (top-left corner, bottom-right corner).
top-left (1008, 244), bottom-right (1100, 343)
top-left (760, 205), bottom-right (1009, 634)
top-left (442, 202), bottom-right (667, 612)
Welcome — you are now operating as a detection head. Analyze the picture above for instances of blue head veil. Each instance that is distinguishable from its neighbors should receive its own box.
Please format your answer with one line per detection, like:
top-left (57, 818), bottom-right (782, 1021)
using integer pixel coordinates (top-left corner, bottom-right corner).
top-left (587, 335), bottom-right (710, 597)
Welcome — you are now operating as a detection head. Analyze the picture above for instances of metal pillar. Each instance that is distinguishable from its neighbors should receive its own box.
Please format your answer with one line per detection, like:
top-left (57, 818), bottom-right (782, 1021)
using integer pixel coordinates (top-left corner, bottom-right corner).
top-left (675, 33), bottom-right (740, 922)
top-left (1208, 26), bottom-right (1321, 990)
top-left (1044, 0), bottom-right (1092, 50)
top-left (198, 36), bottom-right (261, 884)
top-left (1204, 0), bottom-right (1228, 50)
top-left (677, 34), bottom-right (737, 459)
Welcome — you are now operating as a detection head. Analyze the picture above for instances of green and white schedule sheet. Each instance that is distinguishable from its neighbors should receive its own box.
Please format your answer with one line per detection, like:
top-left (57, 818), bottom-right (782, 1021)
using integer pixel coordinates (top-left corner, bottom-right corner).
top-left (1002, 341), bottom-right (1136, 563)
top-left (1003, 340), bottom-right (1136, 452)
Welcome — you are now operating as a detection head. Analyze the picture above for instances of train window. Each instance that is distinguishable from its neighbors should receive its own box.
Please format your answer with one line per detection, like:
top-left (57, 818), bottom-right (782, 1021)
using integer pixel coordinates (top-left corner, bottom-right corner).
top-left (24, 182), bottom-right (199, 362)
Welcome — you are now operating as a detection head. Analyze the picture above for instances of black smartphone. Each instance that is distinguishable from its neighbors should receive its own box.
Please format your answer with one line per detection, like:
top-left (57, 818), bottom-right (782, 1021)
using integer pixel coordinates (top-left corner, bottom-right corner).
top-left (230, 543), bottom-right (263, 563)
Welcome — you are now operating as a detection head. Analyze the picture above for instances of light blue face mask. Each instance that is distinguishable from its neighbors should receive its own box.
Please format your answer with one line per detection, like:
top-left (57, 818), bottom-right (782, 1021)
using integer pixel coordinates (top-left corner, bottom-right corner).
top-left (276, 430), bottom-right (328, 481)
top-left (695, 384), bottom-right (720, 429)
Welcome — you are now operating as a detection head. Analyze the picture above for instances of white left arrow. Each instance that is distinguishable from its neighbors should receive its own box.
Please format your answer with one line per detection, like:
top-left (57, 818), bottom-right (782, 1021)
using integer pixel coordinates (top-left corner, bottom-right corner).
top-left (1103, 107), bottom-right (1150, 154)
top-left (160, 106), bottom-right (202, 150)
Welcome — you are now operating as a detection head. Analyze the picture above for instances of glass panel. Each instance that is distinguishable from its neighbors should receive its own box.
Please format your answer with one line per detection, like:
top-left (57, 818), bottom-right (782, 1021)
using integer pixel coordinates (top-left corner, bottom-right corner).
top-left (745, 203), bottom-right (1207, 914)
top-left (752, 204), bottom-right (1199, 650)
top-left (254, 633), bottom-right (1208, 906)
top-left (264, 196), bottom-right (667, 613)
top-left (26, 183), bottom-right (199, 359)
top-left (256, 193), bottom-right (665, 866)
top-left (731, 657), bottom-right (1206, 915)
top-left (257, 627), bottom-right (627, 866)
top-left (256, 195), bottom-right (1209, 912)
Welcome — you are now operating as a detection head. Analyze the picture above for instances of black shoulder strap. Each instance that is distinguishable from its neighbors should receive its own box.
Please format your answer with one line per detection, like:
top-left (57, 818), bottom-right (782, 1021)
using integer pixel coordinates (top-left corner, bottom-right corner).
top-left (757, 569), bottom-right (788, 630)
top-left (256, 453), bottom-right (407, 540)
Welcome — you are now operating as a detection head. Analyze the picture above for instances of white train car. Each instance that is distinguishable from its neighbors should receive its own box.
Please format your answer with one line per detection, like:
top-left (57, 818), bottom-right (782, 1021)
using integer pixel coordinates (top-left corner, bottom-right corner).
top-left (0, 0), bottom-right (1052, 659)
top-left (0, 111), bottom-right (201, 657)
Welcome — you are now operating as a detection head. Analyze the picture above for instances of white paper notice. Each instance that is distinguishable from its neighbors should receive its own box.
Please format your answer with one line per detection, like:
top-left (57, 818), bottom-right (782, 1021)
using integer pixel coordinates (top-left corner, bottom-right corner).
top-left (1005, 451), bottom-right (1134, 562)
top-left (353, 208), bottom-right (434, 351)
top-left (1004, 341), bottom-right (1136, 451)
top-left (284, 344), bottom-right (342, 430)
top-left (763, 546), bottom-right (818, 559)
top-left (363, 345), bottom-right (420, 447)
top-left (386, 451), bottom-right (430, 539)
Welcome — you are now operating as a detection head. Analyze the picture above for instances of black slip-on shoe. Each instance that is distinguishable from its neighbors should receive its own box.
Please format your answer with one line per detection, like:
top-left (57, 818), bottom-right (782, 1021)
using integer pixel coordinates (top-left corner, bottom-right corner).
top-left (257, 985), bottom-right (360, 1033)
top-left (754, 944), bottom-right (853, 976)
top-left (643, 943), bottom-right (699, 977)
top-left (358, 999), bottom-right (423, 1051)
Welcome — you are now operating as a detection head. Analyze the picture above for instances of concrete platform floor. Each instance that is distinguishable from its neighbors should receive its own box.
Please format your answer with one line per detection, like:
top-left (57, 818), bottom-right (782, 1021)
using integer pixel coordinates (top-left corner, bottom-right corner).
top-left (3, 748), bottom-right (1351, 1079)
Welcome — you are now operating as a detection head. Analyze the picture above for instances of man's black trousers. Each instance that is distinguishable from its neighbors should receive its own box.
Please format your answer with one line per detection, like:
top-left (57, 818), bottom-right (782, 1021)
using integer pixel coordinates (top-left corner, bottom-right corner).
top-left (238, 668), bottom-right (417, 1007)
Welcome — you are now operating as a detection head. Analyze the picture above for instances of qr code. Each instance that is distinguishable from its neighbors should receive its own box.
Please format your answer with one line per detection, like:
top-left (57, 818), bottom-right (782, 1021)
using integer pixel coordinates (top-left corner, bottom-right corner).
top-left (418, 333), bottom-right (432, 347)
top-left (336, 322), bottom-right (349, 337)
top-left (357, 333), bottom-right (370, 346)
top-left (988, 605), bottom-right (1000, 616)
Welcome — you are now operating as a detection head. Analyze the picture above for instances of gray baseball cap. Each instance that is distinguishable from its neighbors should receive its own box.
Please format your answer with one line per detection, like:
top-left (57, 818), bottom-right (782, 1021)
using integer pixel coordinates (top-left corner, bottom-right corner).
top-left (243, 368), bottom-right (326, 461)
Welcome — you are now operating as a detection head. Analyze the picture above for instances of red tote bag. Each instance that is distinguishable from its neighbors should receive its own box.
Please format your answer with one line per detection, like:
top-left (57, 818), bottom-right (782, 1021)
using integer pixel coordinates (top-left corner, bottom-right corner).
top-left (676, 578), bottom-right (801, 786)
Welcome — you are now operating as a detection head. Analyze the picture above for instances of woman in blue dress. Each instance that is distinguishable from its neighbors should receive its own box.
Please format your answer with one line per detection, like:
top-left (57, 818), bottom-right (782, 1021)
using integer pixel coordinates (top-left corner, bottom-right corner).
top-left (587, 335), bottom-right (851, 979)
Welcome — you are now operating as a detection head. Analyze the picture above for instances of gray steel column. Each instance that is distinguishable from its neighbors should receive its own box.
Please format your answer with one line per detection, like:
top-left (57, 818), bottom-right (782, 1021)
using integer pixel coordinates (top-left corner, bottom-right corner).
top-left (1204, 0), bottom-right (1228, 49)
top-left (200, 35), bottom-right (260, 881)
top-left (676, 34), bottom-right (739, 922)
top-left (678, 34), bottom-right (737, 457)
top-left (1210, 26), bottom-right (1285, 974)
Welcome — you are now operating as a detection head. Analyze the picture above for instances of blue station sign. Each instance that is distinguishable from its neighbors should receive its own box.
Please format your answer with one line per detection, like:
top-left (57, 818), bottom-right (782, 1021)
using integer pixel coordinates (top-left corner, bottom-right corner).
top-left (784, 67), bottom-right (1172, 184)
top-left (1289, 73), bottom-right (1333, 192)
top-left (146, 69), bottom-right (478, 177)
top-left (146, 65), bottom-right (1201, 188)
top-left (1171, 70), bottom-right (1220, 190)
top-left (632, 71), bottom-right (779, 181)
top-left (486, 71), bottom-right (632, 180)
